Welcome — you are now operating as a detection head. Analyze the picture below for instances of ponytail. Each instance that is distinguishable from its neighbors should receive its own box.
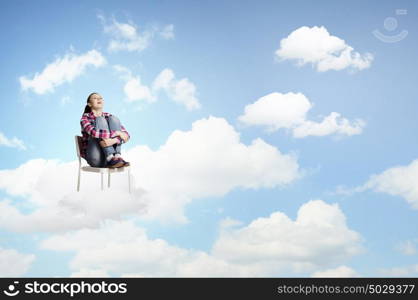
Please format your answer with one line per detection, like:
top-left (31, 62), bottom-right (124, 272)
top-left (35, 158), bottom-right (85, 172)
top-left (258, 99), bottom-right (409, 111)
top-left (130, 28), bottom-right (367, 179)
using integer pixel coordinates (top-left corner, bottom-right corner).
top-left (84, 104), bottom-right (91, 114)
top-left (83, 92), bottom-right (98, 114)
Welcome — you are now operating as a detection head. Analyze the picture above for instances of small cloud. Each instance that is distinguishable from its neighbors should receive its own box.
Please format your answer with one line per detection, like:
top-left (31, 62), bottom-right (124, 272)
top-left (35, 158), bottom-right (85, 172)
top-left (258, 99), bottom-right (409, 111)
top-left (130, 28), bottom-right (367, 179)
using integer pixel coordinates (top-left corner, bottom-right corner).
top-left (152, 68), bottom-right (201, 111)
top-left (19, 49), bottom-right (106, 95)
top-left (332, 159), bottom-right (418, 211)
top-left (98, 13), bottom-right (174, 53)
top-left (124, 77), bottom-right (155, 103)
top-left (238, 92), bottom-right (365, 138)
top-left (329, 184), bottom-right (368, 196)
top-left (114, 65), bottom-right (201, 110)
top-left (363, 159), bottom-right (418, 210)
top-left (275, 26), bottom-right (373, 72)
top-left (378, 264), bottom-right (418, 277)
top-left (113, 64), bottom-right (155, 103)
top-left (396, 239), bottom-right (418, 256)
top-left (0, 132), bottom-right (26, 150)
top-left (61, 96), bottom-right (72, 105)
top-left (219, 217), bottom-right (243, 230)
top-left (160, 24), bottom-right (175, 40)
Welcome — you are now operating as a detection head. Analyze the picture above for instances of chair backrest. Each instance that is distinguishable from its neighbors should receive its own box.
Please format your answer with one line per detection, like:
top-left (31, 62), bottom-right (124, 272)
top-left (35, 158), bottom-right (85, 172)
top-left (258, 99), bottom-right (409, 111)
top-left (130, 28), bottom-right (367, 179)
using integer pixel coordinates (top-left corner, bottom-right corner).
top-left (75, 135), bottom-right (82, 158)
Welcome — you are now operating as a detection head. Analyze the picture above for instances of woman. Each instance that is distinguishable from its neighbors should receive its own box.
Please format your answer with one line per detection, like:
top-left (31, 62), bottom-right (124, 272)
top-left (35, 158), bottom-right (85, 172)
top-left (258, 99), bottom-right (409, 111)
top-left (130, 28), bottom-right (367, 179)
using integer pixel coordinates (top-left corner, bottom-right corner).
top-left (80, 92), bottom-right (130, 168)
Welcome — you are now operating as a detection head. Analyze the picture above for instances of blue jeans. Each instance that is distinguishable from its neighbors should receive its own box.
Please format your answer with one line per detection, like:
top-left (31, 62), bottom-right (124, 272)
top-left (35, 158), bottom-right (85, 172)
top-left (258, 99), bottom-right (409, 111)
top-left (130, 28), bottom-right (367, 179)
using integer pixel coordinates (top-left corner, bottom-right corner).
top-left (86, 115), bottom-right (122, 167)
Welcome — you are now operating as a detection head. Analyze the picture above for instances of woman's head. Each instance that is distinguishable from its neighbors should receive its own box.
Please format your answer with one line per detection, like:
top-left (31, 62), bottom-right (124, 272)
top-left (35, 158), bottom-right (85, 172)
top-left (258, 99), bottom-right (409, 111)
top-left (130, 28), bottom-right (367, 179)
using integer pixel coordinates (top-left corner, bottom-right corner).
top-left (84, 92), bottom-right (104, 113)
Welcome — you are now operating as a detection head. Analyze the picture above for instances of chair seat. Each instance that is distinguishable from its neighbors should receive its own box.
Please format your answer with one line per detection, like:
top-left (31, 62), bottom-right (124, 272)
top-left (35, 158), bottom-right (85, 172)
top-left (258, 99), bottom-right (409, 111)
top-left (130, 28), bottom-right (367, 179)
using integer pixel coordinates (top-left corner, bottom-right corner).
top-left (81, 166), bottom-right (106, 173)
top-left (81, 165), bottom-right (130, 173)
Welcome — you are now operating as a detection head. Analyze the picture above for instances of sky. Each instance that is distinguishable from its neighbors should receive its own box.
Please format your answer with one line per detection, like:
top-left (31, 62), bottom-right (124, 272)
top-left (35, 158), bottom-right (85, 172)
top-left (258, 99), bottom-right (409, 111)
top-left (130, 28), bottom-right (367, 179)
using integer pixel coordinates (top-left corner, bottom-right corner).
top-left (0, 0), bottom-right (418, 277)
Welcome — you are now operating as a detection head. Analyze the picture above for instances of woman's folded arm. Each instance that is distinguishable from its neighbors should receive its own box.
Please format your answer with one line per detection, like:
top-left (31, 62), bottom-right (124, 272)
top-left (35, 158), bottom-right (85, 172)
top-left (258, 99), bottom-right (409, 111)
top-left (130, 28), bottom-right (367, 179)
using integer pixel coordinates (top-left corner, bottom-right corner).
top-left (80, 115), bottom-right (116, 139)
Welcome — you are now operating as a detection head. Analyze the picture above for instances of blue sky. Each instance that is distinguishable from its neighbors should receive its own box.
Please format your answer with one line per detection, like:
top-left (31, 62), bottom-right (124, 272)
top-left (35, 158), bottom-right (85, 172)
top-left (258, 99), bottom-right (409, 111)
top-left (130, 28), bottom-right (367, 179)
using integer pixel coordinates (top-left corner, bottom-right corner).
top-left (1, 0), bottom-right (418, 277)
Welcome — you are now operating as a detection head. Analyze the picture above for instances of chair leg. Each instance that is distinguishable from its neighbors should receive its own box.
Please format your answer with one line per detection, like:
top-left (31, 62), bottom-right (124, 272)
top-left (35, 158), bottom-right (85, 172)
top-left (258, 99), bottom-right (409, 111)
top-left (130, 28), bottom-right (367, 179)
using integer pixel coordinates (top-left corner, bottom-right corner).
top-left (108, 171), bottom-right (111, 188)
top-left (128, 168), bottom-right (131, 193)
top-left (101, 172), bottom-right (104, 190)
top-left (77, 168), bottom-right (81, 192)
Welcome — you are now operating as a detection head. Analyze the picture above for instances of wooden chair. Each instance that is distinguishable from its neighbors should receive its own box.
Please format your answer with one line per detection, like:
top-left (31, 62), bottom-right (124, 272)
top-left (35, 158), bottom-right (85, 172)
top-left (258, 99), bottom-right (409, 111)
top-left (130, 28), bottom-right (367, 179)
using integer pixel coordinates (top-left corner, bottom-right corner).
top-left (75, 135), bottom-right (131, 193)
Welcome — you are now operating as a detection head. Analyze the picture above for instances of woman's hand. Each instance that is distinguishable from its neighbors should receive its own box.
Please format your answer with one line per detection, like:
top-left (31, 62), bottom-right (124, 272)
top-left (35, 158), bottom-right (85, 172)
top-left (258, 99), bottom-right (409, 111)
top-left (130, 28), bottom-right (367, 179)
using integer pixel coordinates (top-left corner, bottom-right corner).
top-left (119, 131), bottom-right (129, 143)
top-left (115, 130), bottom-right (129, 143)
top-left (100, 138), bottom-right (118, 147)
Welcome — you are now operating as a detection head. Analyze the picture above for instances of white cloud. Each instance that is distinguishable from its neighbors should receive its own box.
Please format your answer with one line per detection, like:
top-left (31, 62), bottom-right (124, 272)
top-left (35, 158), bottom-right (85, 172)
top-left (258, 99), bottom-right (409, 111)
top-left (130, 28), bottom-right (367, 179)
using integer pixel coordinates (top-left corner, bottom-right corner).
top-left (293, 112), bottom-right (365, 138)
top-left (160, 24), bottom-right (175, 40)
top-left (238, 92), bottom-right (365, 138)
top-left (124, 77), bottom-right (155, 103)
top-left (120, 273), bottom-right (146, 278)
top-left (70, 268), bottom-right (109, 278)
top-left (113, 65), bottom-right (200, 110)
top-left (275, 26), bottom-right (373, 72)
top-left (212, 200), bottom-right (364, 271)
top-left (61, 96), bottom-right (72, 105)
top-left (378, 264), bottom-right (418, 277)
top-left (338, 159), bottom-right (418, 210)
top-left (0, 132), bottom-right (26, 150)
top-left (40, 199), bottom-right (363, 277)
top-left (19, 49), bottom-right (106, 95)
top-left (124, 116), bottom-right (301, 223)
top-left (396, 239), bottom-right (418, 255)
top-left (98, 14), bottom-right (174, 53)
top-left (0, 116), bottom-right (301, 231)
top-left (152, 68), bottom-right (201, 111)
top-left (311, 265), bottom-right (360, 277)
top-left (363, 159), bottom-right (418, 209)
top-left (0, 159), bottom-right (147, 233)
top-left (113, 65), bottom-right (155, 103)
top-left (0, 247), bottom-right (35, 276)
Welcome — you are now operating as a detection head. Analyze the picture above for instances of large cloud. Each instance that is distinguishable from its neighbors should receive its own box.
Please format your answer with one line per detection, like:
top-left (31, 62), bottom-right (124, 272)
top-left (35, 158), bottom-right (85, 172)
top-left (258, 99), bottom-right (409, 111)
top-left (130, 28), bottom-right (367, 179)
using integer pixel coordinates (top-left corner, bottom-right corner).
top-left (238, 92), bottom-right (365, 137)
top-left (275, 26), bottom-right (373, 72)
top-left (0, 116), bottom-right (302, 232)
top-left (124, 116), bottom-right (301, 223)
top-left (311, 265), bottom-right (360, 277)
top-left (19, 48), bottom-right (106, 95)
top-left (212, 200), bottom-right (363, 271)
top-left (0, 158), bottom-right (147, 233)
top-left (0, 247), bottom-right (35, 276)
top-left (70, 268), bottom-right (110, 278)
top-left (40, 199), bottom-right (364, 277)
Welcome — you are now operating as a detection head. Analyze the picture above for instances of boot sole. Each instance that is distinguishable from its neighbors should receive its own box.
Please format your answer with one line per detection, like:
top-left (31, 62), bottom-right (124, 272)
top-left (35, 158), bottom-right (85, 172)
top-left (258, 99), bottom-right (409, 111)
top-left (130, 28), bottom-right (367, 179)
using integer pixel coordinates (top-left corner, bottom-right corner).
top-left (107, 161), bottom-right (125, 168)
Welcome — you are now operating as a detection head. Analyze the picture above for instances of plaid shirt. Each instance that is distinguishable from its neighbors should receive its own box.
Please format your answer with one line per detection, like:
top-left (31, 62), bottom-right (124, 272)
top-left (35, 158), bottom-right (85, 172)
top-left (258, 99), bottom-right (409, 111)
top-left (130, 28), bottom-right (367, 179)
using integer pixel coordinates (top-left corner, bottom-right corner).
top-left (79, 111), bottom-right (130, 159)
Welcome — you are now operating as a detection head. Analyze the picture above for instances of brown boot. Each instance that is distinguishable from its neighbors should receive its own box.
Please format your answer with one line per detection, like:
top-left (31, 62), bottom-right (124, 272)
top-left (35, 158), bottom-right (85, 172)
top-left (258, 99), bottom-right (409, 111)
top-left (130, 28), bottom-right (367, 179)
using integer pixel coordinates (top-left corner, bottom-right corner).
top-left (106, 158), bottom-right (125, 168)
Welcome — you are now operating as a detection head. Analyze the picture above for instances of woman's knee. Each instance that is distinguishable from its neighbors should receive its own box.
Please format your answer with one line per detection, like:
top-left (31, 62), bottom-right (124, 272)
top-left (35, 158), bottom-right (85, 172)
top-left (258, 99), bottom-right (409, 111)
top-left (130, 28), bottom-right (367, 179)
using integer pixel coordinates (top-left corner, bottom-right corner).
top-left (107, 115), bottom-right (121, 130)
top-left (95, 116), bottom-right (109, 130)
top-left (108, 115), bottom-right (119, 122)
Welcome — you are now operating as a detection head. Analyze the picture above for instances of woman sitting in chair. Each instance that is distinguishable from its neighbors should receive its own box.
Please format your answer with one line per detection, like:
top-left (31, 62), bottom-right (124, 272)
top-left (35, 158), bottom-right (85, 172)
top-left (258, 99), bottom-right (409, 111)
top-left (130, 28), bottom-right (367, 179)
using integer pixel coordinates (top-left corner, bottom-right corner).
top-left (80, 92), bottom-right (130, 168)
